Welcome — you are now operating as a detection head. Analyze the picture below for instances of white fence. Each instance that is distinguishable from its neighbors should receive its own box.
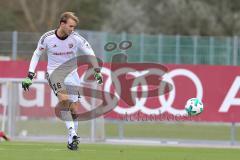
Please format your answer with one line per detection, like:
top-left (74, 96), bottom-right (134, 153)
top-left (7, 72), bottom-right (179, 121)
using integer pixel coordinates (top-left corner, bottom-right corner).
top-left (1, 31), bottom-right (240, 65)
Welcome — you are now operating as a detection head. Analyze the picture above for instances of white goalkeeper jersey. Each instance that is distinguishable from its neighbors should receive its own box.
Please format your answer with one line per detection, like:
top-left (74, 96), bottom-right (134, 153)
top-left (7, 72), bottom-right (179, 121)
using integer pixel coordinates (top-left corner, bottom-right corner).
top-left (29, 30), bottom-right (95, 74)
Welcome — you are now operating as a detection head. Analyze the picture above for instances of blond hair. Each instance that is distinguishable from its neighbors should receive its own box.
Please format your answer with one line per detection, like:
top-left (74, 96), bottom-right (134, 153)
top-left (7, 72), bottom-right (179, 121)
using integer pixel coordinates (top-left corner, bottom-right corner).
top-left (59, 12), bottom-right (79, 24)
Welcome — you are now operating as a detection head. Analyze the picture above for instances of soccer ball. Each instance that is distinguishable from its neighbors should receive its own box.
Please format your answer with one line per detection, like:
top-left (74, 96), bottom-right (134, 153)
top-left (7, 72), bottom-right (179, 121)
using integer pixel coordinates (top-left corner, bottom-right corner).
top-left (185, 98), bottom-right (203, 116)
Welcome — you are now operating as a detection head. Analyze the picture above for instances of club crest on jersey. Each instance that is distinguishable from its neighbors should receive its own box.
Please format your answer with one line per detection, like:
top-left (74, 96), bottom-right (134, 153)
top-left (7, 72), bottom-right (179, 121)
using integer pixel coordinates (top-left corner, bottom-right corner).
top-left (39, 47), bottom-right (45, 51)
top-left (53, 44), bottom-right (57, 48)
top-left (68, 43), bottom-right (73, 48)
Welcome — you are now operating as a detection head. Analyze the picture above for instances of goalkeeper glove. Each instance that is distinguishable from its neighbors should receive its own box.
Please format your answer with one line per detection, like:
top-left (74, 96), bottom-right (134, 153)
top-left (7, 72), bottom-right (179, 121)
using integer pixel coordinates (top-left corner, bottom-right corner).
top-left (22, 72), bottom-right (35, 91)
top-left (93, 68), bottom-right (103, 85)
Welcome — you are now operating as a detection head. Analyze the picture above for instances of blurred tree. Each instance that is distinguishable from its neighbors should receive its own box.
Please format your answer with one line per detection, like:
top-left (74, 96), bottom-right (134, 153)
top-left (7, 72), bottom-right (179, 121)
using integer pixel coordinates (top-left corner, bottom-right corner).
top-left (101, 0), bottom-right (147, 33)
top-left (0, 0), bottom-right (108, 32)
top-left (2, 0), bottom-right (240, 35)
top-left (102, 0), bottom-right (240, 36)
top-left (67, 0), bottom-right (109, 30)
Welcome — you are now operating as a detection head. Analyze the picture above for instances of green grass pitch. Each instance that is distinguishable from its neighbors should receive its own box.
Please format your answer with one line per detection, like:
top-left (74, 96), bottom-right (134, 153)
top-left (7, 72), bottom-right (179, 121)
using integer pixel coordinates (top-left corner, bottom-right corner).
top-left (0, 141), bottom-right (240, 160)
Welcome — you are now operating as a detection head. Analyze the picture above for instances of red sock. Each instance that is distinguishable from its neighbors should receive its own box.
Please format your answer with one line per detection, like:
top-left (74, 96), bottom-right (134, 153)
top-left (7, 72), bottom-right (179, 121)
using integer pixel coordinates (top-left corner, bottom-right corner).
top-left (0, 131), bottom-right (10, 141)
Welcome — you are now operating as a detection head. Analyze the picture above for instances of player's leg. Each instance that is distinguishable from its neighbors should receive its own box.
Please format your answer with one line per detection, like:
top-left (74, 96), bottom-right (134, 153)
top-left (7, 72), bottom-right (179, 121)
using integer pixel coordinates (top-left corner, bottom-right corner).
top-left (57, 91), bottom-right (80, 150)
top-left (68, 97), bottom-right (80, 150)
top-left (70, 101), bottom-right (79, 133)
top-left (62, 70), bottom-right (82, 150)
top-left (0, 131), bottom-right (10, 141)
top-left (68, 71), bottom-right (81, 134)
top-left (46, 72), bottom-right (79, 150)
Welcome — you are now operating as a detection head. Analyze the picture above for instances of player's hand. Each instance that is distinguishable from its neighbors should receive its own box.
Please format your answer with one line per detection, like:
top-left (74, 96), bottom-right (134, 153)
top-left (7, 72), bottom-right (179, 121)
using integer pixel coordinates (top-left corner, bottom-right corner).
top-left (93, 69), bottom-right (103, 85)
top-left (22, 72), bottom-right (35, 91)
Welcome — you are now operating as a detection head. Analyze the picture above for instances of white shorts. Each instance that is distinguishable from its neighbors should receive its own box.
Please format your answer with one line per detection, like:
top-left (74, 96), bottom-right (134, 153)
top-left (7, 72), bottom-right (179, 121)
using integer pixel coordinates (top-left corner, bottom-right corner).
top-left (46, 69), bottom-right (81, 102)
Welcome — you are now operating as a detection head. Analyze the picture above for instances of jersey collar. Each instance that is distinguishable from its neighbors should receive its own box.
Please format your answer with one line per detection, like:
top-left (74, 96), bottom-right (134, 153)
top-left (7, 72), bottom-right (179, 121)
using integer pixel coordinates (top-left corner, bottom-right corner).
top-left (55, 29), bottom-right (68, 40)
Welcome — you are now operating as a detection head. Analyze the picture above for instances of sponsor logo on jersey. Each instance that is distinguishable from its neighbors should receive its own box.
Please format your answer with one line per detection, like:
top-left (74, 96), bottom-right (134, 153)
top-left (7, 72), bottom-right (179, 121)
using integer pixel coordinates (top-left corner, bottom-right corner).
top-left (52, 51), bottom-right (73, 55)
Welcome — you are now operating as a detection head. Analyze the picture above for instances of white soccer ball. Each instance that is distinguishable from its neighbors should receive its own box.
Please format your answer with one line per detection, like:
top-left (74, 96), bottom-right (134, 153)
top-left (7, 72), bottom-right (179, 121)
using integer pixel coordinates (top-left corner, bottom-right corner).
top-left (185, 98), bottom-right (203, 116)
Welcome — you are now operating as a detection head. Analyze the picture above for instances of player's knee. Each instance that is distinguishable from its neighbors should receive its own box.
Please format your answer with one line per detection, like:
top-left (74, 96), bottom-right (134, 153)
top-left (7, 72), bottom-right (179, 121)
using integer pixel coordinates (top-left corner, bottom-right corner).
top-left (70, 102), bottom-right (79, 113)
top-left (70, 102), bottom-right (79, 120)
top-left (55, 100), bottom-right (73, 121)
top-left (57, 91), bottom-right (69, 102)
top-left (56, 100), bottom-right (71, 110)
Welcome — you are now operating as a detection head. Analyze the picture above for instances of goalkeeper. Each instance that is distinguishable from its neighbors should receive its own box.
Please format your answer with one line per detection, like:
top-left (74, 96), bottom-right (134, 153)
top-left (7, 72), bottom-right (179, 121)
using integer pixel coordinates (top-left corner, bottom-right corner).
top-left (22, 12), bottom-right (103, 150)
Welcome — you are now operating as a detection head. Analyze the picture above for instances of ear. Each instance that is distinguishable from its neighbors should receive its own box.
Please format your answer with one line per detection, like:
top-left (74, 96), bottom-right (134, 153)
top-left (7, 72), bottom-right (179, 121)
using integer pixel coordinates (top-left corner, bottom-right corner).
top-left (60, 22), bottom-right (64, 26)
top-left (60, 20), bottom-right (66, 26)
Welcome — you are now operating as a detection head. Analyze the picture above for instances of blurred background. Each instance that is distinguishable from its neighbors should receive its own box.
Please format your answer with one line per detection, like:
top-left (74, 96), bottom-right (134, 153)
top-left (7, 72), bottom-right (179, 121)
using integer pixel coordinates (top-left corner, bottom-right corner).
top-left (2, 0), bottom-right (240, 35)
top-left (0, 0), bottom-right (240, 148)
top-left (1, 0), bottom-right (240, 64)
